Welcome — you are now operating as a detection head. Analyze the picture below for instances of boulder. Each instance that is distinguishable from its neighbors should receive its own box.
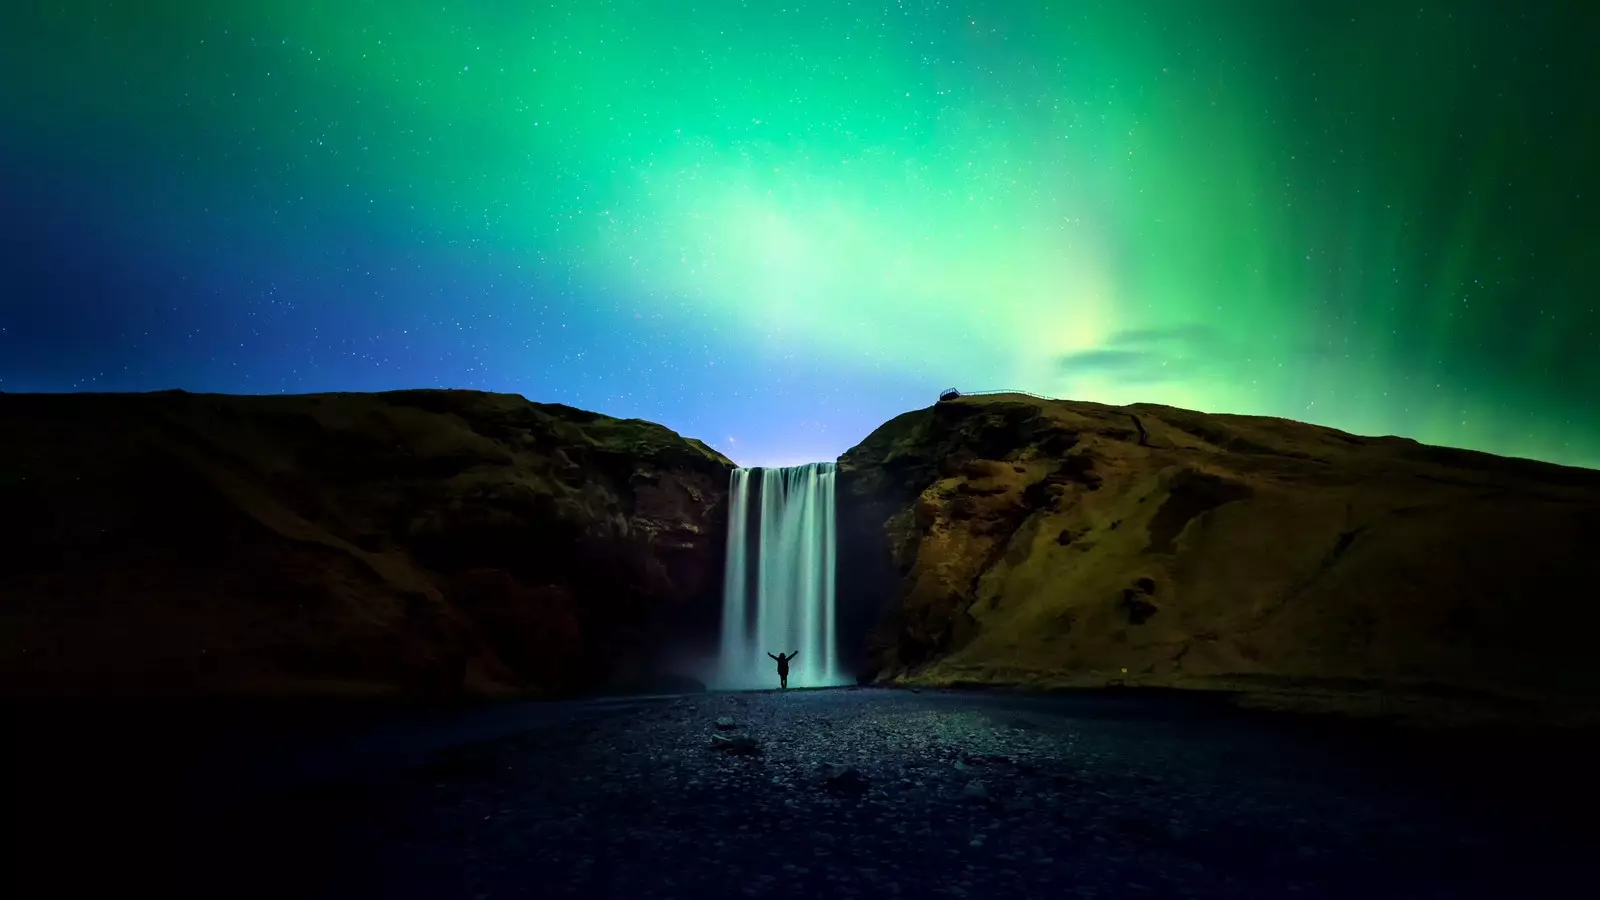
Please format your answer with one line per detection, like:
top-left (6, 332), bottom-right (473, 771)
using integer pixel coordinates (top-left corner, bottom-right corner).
top-left (820, 763), bottom-right (870, 796)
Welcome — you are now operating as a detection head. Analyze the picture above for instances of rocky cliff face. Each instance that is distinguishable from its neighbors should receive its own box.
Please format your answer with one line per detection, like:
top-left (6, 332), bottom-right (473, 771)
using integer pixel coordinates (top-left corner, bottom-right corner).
top-left (839, 394), bottom-right (1600, 722)
top-left (0, 390), bottom-right (732, 698)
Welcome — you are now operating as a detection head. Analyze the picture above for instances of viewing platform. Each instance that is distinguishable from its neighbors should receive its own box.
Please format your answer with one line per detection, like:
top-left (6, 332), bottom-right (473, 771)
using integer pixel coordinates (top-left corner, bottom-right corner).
top-left (938, 387), bottom-right (1055, 402)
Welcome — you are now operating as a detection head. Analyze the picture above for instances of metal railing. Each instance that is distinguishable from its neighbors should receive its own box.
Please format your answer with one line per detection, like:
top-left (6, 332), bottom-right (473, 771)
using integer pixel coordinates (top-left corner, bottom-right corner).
top-left (938, 387), bottom-right (1055, 402)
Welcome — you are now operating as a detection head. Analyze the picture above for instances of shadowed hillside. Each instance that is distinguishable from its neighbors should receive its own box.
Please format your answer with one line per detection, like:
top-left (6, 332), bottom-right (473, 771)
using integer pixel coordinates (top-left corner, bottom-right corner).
top-left (839, 394), bottom-right (1600, 725)
top-left (0, 390), bottom-right (733, 698)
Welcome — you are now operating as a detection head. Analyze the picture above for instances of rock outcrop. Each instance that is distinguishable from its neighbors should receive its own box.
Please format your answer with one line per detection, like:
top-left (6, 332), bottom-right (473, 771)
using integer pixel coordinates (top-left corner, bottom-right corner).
top-left (839, 394), bottom-right (1600, 723)
top-left (0, 390), bottom-right (732, 698)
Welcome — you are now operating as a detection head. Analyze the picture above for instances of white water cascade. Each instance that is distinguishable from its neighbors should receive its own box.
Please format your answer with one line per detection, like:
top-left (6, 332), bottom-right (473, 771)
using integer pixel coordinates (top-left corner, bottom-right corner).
top-left (715, 463), bottom-right (845, 689)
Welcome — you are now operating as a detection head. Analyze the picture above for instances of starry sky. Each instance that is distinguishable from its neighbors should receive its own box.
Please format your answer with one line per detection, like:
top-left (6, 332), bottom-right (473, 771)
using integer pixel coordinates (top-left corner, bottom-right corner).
top-left (3, 1), bottom-right (1597, 469)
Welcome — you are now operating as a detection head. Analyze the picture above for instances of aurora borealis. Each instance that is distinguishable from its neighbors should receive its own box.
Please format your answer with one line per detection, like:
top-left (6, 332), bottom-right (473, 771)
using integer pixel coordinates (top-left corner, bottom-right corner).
top-left (3, 1), bottom-right (1597, 468)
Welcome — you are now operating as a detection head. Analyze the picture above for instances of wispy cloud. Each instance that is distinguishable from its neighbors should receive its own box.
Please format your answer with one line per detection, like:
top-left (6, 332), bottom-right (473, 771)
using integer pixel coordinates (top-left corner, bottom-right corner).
top-left (1100, 325), bottom-right (1217, 348)
top-left (1057, 325), bottom-right (1220, 384)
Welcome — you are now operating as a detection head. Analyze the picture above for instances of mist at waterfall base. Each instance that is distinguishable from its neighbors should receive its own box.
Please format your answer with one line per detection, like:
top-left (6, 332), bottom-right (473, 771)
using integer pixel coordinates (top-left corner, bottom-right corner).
top-left (713, 463), bottom-right (848, 691)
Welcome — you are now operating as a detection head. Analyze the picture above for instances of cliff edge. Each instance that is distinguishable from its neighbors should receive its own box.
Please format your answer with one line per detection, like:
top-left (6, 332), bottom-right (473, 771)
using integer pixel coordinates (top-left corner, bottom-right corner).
top-left (0, 390), bottom-right (733, 698)
top-left (839, 394), bottom-right (1600, 724)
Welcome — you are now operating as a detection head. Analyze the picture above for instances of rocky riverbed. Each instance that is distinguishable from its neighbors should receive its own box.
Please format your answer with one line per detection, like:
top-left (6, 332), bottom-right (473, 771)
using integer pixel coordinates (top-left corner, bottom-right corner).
top-left (14, 688), bottom-right (1596, 899)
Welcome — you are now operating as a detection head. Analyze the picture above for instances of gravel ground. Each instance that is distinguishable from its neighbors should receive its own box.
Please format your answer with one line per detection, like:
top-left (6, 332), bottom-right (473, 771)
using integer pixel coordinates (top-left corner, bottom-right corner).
top-left (13, 688), bottom-right (1595, 899)
top-left (161, 687), bottom-right (1592, 900)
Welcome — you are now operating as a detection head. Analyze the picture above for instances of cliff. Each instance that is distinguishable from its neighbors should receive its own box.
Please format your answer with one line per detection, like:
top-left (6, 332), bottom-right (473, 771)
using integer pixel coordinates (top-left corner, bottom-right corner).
top-left (838, 394), bottom-right (1600, 724)
top-left (0, 390), bottom-right (733, 698)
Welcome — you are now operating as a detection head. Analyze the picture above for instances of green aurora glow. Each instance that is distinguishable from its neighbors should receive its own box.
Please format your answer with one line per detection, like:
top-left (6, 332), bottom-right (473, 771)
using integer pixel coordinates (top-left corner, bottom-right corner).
top-left (3, 1), bottom-right (1597, 467)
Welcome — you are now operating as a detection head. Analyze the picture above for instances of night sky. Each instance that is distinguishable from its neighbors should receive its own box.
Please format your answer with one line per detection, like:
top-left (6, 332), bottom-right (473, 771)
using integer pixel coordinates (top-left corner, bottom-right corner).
top-left (3, 1), bottom-right (1597, 468)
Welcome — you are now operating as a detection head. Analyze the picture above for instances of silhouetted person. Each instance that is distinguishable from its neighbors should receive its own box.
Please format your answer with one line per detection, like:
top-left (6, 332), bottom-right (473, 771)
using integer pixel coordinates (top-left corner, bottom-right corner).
top-left (767, 651), bottom-right (798, 689)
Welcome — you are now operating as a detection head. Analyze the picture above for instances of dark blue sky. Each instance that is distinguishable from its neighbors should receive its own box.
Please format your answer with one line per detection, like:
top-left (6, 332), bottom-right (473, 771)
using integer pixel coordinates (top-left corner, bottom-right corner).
top-left (4, 1), bottom-right (1598, 468)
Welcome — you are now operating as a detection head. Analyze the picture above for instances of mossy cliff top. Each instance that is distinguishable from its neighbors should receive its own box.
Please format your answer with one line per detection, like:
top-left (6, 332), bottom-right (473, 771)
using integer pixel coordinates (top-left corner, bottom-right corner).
top-left (0, 389), bottom-right (733, 698)
top-left (839, 393), bottom-right (1600, 726)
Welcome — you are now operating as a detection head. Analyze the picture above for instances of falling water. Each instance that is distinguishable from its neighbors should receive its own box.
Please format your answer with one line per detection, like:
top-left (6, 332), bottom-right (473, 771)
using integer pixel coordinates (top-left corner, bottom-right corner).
top-left (715, 463), bottom-right (843, 689)
top-left (717, 467), bottom-right (752, 684)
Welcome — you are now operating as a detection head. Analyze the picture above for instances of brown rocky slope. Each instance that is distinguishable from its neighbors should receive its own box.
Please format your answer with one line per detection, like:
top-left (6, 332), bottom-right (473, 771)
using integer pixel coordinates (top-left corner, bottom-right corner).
top-left (0, 390), bottom-right (732, 698)
top-left (838, 394), bottom-right (1600, 724)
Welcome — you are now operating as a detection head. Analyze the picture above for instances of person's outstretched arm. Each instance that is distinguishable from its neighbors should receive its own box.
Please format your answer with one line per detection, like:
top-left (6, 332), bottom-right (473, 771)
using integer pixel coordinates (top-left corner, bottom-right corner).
top-left (789, 651), bottom-right (799, 659)
top-left (767, 652), bottom-right (779, 661)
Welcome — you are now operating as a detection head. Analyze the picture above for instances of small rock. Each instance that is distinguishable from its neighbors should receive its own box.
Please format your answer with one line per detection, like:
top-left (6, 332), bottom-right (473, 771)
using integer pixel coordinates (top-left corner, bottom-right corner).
top-left (822, 764), bottom-right (871, 796)
top-left (714, 716), bottom-right (738, 729)
top-left (710, 733), bottom-right (762, 756)
top-left (962, 780), bottom-right (989, 800)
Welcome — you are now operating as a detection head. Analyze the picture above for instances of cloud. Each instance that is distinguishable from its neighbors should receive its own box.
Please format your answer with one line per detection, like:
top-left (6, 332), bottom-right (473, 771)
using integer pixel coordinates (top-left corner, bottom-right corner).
top-left (1056, 349), bottom-right (1174, 382)
top-left (1100, 325), bottom-right (1218, 349)
top-left (1056, 325), bottom-right (1220, 384)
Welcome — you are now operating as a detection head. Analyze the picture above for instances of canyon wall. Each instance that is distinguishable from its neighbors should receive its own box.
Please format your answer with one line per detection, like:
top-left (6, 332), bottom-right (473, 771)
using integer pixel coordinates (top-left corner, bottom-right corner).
top-left (0, 390), bottom-right (732, 698)
top-left (839, 394), bottom-right (1600, 723)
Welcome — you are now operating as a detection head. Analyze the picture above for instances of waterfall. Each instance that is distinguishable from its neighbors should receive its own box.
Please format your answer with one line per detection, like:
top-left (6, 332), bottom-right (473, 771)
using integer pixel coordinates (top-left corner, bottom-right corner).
top-left (715, 463), bottom-right (843, 689)
top-left (717, 467), bottom-right (751, 682)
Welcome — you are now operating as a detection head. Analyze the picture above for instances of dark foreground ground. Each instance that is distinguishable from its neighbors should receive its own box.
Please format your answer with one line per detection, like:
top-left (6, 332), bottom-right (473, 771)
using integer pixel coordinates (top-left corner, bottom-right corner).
top-left (7, 687), bottom-right (1598, 899)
